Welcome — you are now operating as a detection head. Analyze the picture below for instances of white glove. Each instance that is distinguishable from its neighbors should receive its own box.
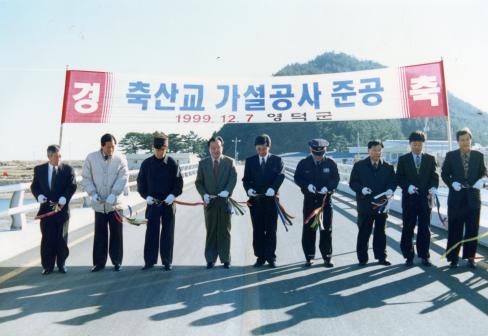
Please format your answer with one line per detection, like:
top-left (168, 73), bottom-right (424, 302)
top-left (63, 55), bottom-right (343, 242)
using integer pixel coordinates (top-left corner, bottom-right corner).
top-left (361, 187), bottom-right (372, 195)
top-left (247, 188), bottom-right (257, 197)
top-left (203, 194), bottom-right (210, 204)
top-left (91, 194), bottom-right (101, 203)
top-left (164, 194), bottom-right (175, 205)
top-left (429, 187), bottom-right (438, 195)
top-left (473, 179), bottom-right (485, 190)
top-left (452, 182), bottom-right (462, 191)
top-left (146, 196), bottom-right (154, 205)
top-left (106, 194), bottom-right (116, 205)
top-left (218, 190), bottom-right (229, 198)
top-left (307, 184), bottom-right (316, 193)
top-left (265, 188), bottom-right (275, 197)
top-left (319, 187), bottom-right (328, 194)
top-left (407, 185), bottom-right (417, 195)
top-left (37, 194), bottom-right (47, 204)
top-left (385, 189), bottom-right (394, 197)
top-left (58, 197), bottom-right (67, 206)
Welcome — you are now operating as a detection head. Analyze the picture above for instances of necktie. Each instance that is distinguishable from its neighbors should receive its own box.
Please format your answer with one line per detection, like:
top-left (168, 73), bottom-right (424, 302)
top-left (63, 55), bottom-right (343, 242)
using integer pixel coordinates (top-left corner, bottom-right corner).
top-left (373, 161), bottom-right (378, 169)
top-left (462, 153), bottom-right (469, 178)
top-left (50, 167), bottom-right (57, 190)
top-left (213, 160), bottom-right (218, 178)
top-left (261, 157), bottom-right (266, 174)
top-left (415, 155), bottom-right (421, 173)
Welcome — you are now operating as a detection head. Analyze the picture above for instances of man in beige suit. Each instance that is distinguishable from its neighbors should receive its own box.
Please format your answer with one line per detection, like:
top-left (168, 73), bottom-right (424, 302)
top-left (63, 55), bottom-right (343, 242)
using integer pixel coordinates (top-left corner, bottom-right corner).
top-left (195, 136), bottom-right (237, 269)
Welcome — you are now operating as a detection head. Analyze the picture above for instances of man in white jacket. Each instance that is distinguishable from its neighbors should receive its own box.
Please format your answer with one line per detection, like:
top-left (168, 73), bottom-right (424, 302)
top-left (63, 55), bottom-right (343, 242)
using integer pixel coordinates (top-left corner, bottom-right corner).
top-left (82, 134), bottom-right (129, 272)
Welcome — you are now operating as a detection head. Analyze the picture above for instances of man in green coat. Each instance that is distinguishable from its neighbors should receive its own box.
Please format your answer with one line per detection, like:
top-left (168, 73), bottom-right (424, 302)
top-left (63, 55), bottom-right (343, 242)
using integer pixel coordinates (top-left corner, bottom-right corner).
top-left (195, 136), bottom-right (238, 269)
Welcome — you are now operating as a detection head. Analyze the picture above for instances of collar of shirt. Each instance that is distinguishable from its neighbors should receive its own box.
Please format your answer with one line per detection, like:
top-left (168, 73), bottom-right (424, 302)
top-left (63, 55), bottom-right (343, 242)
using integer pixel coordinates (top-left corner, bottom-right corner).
top-left (259, 154), bottom-right (270, 163)
top-left (370, 159), bottom-right (381, 167)
top-left (211, 155), bottom-right (222, 163)
top-left (153, 155), bottom-right (169, 164)
top-left (48, 163), bottom-right (58, 173)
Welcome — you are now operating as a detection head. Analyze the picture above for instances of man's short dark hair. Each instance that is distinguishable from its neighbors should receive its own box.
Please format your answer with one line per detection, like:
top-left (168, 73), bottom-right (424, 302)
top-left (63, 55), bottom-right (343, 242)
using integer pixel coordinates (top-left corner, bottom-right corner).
top-left (456, 128), bottom-right (472, 141)
top-left (207, 136), bottom-right (224, 147)
top-left (367, 140), bottom-right (384, 149)
top-left (47, 145), bottom-right (60, 156)
top-left (100, 133), bottom-right (117, 146)
top-left (408, 130), bottom-right (426, 143)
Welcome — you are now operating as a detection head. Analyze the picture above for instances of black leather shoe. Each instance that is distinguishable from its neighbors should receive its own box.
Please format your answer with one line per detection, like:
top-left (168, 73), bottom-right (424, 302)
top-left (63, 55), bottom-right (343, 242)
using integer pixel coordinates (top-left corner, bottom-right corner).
top-left (141, 264), bottom-right (154, 271)
top-left (421, 258), bottom-right (432, 267)
top-left (253, 259), bottom-right (265, 267)
top-left (449, 260), bottom-right (459, 269)
top-left (163, 263), bottom-right (172, 271)
top-left (41, 269), bottom-right (53, 275)
top-left (323, 259), bottom-right (334, 268)
top-left (223, 262), bottom-right (230, 269)
top-left (91, 265), bottom-right (105, 272)
top-left (379, 259), bottom-right (392, 266)
top-left (206, 262), bottom-right (215, 269)
top-left (467, 259), bottom-right (476, 268)
top-left (113, 264), bottom-right (121, 272)
top-left (358, 261), bottom-right (368, 266)
top-left (268, 261), bottom-right (276, 268)
top-left (405, 258), bottom-right (414, 267)
top-left (58, 266), bottom-right (67, 274)
top-left (304, 259), bottom-right (313, 267)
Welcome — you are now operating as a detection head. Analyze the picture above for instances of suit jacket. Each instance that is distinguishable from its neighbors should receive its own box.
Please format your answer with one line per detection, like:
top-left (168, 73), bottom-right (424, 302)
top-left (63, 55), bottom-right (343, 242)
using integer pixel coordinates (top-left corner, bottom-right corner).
top-left (349, 158), bottom-right (397, 215)
top-left (396, 152), bottom-right (439, 209)
top-left (441, 149), bottom-right (487, 209)
top-left (242, 154), bottom-right (285, 195)
top-left (195, 155), bottom-right (238, 197)
top-left (30, 163), bottom-right (77, 220)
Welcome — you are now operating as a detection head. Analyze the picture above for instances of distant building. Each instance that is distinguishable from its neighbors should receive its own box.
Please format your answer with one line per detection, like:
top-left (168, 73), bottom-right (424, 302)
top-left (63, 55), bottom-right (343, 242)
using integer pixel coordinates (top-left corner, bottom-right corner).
top-left (126, 152), bottom-right (200, 170)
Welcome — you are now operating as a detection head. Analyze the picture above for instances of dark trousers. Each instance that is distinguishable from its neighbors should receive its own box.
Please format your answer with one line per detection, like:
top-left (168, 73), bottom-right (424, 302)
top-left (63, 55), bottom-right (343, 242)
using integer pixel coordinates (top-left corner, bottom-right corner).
top-left (446, 205), bottom-right (481, 262)
top-left (40, 216), bottom-right (69, 270)
top-left (93, 211), bottom-right (123, 267)
top-left (302, 202), bottom-right (333, 261)
top-left (400, 204), bottom-right (431, 260)
top-left (250, 196), bottom-right (278, 262)
top-left (356, 213), bottom-right (387, 263)
top-left (145, 204), bottom-right (175, 266)
top-left (204, 198), bottom-right (232, 264)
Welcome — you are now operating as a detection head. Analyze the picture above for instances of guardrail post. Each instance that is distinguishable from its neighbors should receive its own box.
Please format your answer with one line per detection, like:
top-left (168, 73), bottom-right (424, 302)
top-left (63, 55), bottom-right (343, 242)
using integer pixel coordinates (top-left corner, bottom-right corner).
top-left (10, 189), bottom-right (26, 230)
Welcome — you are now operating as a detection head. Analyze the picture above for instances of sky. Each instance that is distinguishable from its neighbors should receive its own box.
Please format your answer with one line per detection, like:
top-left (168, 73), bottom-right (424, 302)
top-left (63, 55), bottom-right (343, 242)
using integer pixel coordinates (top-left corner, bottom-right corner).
top-left (1, 0), bottom-right (487, 160)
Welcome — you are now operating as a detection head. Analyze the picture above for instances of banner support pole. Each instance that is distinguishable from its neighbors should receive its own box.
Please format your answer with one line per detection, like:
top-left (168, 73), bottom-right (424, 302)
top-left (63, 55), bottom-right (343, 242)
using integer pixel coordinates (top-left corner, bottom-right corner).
top-left (59, 65), bottom-right (70, 148)
top-left (440, 58), bottom-right (452, 151)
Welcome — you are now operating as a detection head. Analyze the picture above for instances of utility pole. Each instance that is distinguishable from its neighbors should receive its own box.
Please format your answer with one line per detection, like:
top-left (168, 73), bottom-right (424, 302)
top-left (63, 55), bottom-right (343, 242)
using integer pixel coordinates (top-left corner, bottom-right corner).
top-left (231, 137), bottom-right (241, 162)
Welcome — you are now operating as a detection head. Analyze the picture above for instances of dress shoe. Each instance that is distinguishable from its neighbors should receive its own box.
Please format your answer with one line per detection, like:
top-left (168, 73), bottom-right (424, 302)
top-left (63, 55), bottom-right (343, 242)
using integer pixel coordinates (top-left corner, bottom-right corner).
top-left (421, 258), bottom-right (432, 267)
top-left (41, 269), bottom-right (53, 275)
top-left (141, 264), bottom-right (154, 271)
top-left (358, 260), bottom-right (368, 266)
top-left (323, 259), bottom-right (334, 268)
top-left (113, 264), bottom-right (121, 272)
top-left (223, 262), bottom-right (230, 269)
top-left (163, 263), bottom-right (172, 271)
top-left (253, 259), bottom-right (265, 267)
top-left (405, 258), bottom-right (414, 267)
top-left (304, 259), bottom-right (313, 267)
top-left (467, 259), bottom-right (476, 268)
top-left (91, 265), bottom-right (105, 272)
top-left (449, 260), bottom-right (459, 269)
top-left (206, 262), bottom-right (215, 269)
top-left (379, 259), bottom-right (392, 266)
top-left (58, 266), bottom-right (67, 274)
top-left (268, 261), bottom-right (277, 268)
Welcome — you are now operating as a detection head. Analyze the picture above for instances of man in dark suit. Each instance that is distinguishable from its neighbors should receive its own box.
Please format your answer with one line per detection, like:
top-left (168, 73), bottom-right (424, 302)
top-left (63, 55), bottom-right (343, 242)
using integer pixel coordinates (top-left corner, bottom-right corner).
top-left (31, 145), bottom-right (77, 275)
top-left (396, 131), bottom-right (439, 267)
top-left (137, 134), bottom-right (183, 271)
top-left (195, 136), bottom-right (237, 269)
top-left (294, 138), bottom-right (340, 268)
top-left (242, 134), bottom-right (285, 268)
top-left (349, 140), bottom-right (396, 266)
top-left (441, 128), bottom-right (487, 268)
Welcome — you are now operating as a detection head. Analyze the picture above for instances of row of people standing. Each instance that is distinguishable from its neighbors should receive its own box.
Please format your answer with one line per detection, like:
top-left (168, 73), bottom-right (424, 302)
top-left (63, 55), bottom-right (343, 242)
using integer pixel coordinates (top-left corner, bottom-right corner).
top-left (31, 128), bottom-right (486, 275)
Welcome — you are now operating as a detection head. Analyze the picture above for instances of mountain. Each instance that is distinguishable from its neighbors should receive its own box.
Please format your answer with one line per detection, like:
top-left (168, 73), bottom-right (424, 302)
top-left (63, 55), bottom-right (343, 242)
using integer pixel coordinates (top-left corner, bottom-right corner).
top-left (216, 52), bottom-right (488, 159)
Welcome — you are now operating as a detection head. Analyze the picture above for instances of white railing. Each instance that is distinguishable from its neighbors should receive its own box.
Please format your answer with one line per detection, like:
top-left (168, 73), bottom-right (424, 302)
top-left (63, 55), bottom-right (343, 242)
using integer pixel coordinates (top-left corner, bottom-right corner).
top-left (0, 163), bottom-right (199, 230)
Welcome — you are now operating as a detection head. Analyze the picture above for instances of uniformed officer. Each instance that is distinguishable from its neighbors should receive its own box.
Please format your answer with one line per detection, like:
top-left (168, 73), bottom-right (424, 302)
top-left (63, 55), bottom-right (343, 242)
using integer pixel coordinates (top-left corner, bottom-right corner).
top-left (137, 133), bottom-right (184, 271)
top-left (396, 131), bottom-right (439, 267)
top-left (242, 134), bottom-right (285, 268)
top-left (294, 139), bottom-right (340, 267)
top-left (349, 140), bottom-right (396, 266)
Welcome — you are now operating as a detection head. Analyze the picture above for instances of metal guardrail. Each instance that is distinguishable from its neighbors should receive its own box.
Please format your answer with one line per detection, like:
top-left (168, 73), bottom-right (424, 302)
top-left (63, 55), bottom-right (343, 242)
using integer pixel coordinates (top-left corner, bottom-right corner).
top-left (0, 163), bottom-right (199, 230)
